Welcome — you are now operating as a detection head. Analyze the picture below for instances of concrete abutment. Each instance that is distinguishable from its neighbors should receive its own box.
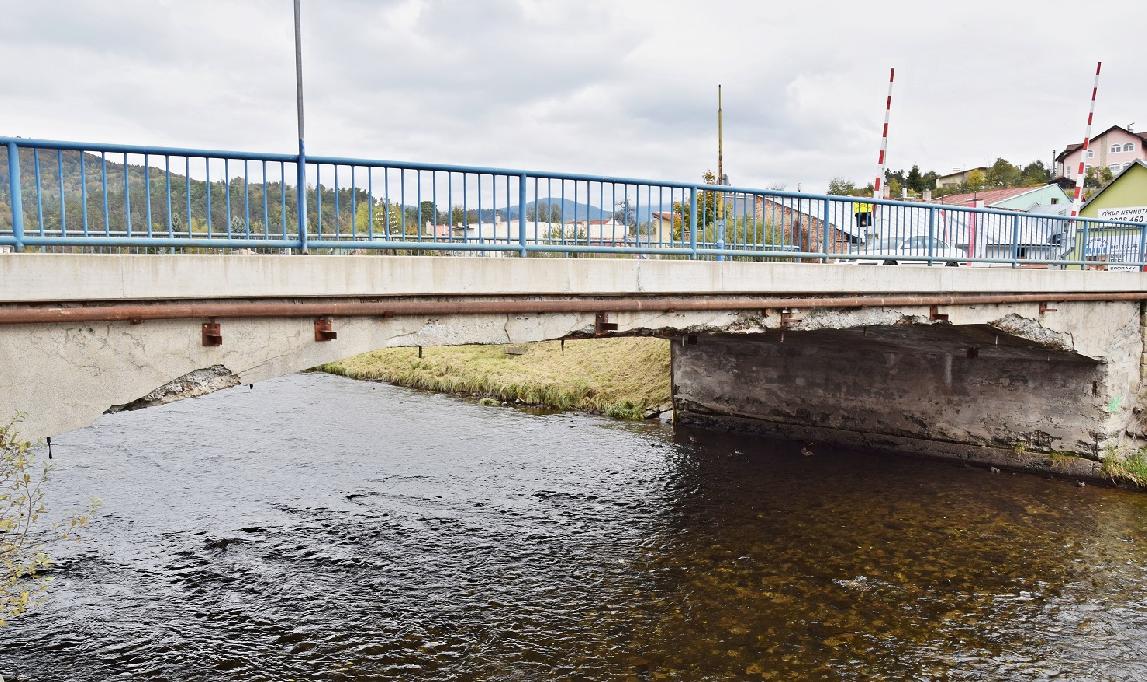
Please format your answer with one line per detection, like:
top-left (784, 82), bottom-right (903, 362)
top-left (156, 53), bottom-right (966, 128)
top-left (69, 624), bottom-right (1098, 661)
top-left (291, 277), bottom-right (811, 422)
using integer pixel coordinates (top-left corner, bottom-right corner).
top-left (672, 301), bottom-right (1147, 478)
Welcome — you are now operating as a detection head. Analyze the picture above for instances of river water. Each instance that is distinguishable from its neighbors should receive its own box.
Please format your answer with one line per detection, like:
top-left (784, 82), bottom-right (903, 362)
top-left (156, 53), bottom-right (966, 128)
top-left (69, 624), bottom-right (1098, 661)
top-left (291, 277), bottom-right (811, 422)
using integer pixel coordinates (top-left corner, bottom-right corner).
top-left (3, 372), bottom-right (1147, 680)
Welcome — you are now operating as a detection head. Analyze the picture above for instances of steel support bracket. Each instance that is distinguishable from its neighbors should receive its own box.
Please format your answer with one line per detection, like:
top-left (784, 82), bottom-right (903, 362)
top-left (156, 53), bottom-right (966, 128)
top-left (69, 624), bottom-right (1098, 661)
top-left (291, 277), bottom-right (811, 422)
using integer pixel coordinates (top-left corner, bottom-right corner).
top-left (1039, 302), bottom-right (1057, 315)
top-left (929, 305), bottom-right (949, 322)
top-left (595, 312), bottom-right (618, 336)
top-left (778, 308), bottom-right (802, 328)
top-left (314, 317), bottom-right (337, 342)
top-left (201, 321), bottom-right (222, 347)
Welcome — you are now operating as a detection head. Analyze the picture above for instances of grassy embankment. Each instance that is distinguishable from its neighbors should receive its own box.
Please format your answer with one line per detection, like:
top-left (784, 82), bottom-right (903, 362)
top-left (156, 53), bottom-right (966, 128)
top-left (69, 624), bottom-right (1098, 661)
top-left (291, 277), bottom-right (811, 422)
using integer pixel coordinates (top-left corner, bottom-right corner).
top-left (1103, 449), bottom-right (1147, 487)
top-left (321, 337), bottom-right (671, 420)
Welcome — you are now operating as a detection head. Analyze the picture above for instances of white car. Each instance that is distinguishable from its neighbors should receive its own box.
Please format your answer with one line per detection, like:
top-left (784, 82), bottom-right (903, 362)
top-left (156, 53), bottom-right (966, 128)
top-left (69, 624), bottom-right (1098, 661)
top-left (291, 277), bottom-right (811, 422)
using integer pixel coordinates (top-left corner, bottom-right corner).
top-left (840, 236), bottom-right (967, 266)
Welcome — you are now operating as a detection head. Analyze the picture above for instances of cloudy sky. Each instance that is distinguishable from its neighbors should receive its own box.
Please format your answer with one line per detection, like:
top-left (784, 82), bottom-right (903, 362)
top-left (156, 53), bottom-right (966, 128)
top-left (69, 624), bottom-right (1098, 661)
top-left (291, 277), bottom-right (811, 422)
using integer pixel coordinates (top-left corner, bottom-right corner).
top-left (3, 0), bottom-right (1143, 191)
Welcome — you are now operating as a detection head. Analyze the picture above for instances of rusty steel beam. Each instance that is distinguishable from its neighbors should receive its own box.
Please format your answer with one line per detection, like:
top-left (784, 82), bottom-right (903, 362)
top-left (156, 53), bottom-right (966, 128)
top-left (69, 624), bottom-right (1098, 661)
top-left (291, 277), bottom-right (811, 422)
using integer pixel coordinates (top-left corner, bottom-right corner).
top-left (0, 292), bottom-right (1146, 325)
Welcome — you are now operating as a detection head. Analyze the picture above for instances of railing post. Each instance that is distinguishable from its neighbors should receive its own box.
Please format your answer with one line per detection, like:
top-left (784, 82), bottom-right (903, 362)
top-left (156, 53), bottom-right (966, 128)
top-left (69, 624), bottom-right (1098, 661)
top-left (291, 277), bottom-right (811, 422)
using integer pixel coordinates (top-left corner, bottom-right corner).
top-left (821, 197), bottom-right (830, 262)
top-left (1010, 214), bottom-right (1020, 268)
top-left (688, 187), bottom-right (698, 260)
top-left (518, 173), bottom-right (527, 258)
top-left (1138, 222), bottom-right (1147, 272)
top-left (927, 205), bottom-right (935, 266)
top-left (6, 142), bottom-right (24, 252)
top-left (296, 141), bottom-right (308, 253)
top-left (1081, 219), bottom-right (1090, 271)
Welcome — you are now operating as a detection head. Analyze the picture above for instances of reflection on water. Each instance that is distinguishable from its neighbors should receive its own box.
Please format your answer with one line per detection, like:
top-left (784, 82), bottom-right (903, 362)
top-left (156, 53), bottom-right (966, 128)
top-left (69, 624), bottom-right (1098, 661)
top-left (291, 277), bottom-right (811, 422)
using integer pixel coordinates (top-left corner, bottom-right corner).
top-left (2, 373), bottom-right (1147, 680)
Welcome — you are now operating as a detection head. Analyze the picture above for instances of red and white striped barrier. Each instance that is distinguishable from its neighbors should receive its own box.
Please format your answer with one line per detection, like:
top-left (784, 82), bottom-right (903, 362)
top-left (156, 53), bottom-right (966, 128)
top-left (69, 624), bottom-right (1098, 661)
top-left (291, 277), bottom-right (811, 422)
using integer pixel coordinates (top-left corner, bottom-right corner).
top-left (873, 67), bottom-right (894, 200)
top-left (1070, 61), bottom-right (1102, 218)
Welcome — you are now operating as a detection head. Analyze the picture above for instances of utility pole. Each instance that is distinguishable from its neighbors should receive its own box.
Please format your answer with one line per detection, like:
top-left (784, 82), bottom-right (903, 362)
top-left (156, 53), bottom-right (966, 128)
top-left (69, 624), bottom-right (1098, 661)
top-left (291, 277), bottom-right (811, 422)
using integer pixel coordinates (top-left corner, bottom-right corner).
top-left (717, 84), bottom-right (724, 185)
top-left (294, 0), bottom-right (308, 253)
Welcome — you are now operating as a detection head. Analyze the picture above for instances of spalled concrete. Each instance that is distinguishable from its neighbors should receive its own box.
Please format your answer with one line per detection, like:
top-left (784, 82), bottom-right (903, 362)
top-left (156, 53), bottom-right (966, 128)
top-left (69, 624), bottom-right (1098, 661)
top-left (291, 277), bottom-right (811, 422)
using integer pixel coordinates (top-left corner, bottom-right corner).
top-left (672, 301), bottom-right (1146, 477)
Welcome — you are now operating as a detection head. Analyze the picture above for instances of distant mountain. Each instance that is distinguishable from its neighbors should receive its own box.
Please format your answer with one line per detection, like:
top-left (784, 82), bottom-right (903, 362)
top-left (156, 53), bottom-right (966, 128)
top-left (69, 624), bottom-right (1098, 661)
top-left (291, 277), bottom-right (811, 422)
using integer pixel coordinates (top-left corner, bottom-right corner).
top-left (507, 198), bottom-right (611, 221)
top-left (507, 198), bottom-right (669, 223)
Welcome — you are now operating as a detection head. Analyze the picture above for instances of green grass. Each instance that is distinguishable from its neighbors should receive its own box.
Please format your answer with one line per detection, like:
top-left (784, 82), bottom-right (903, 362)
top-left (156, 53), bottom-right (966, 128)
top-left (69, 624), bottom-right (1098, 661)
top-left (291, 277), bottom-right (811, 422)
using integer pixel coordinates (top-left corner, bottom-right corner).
top-left (1103, 448), bottom-right (1147, 487)
top-left (320, 337), bottom-right (671, 420)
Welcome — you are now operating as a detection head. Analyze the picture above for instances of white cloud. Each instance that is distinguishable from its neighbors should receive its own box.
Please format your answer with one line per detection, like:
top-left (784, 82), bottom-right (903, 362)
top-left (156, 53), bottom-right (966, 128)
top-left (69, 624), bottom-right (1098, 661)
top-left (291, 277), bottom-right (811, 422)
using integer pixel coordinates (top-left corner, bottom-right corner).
top-left (1, 0), bottom-right (1141, 192)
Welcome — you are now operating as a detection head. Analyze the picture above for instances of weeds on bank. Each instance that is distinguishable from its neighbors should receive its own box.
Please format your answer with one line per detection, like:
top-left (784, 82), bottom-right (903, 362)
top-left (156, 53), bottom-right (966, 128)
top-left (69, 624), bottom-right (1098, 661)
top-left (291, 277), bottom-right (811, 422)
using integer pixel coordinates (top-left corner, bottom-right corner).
top-left (1102, 448), bottom-right (1147, 487)
top-left (321, 338), bottom-right (671, 420)
top-left (1, 419), bottom-right (96, 627)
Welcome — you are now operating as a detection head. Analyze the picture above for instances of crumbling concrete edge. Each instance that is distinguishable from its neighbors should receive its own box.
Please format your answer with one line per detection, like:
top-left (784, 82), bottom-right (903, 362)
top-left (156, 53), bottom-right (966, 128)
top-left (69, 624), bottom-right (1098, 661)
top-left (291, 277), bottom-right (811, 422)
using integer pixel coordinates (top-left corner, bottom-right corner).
top-left (106, 365), bottom-right (241, 413)
top-left (676, 408), bottom-right (1107, 482)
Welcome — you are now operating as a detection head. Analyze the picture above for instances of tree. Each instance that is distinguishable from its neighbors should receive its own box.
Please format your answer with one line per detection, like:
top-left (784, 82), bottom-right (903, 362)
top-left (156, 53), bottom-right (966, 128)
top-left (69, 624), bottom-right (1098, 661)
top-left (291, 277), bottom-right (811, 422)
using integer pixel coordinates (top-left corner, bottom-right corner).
top-left (1, 420), bottom-right (93, 627)
top-left (1020, 160), bottom-right (1051, 185)
top-left (1085, 166), bottom-right (1114, 190)
top-left (905, 165), bottom-right (925, 194)
top-left (827, 178), bottom-right (857, 196)
top-left (965, 169), bottom-right (987, 192)
top-left (671, 171), bottom-right (724, 239)
top-left (613, 198), bottom-right (636, 229)
top-left (986, 158), bottom-right (1022, 188)
top-left (353, 200), bottom-right (402, 235)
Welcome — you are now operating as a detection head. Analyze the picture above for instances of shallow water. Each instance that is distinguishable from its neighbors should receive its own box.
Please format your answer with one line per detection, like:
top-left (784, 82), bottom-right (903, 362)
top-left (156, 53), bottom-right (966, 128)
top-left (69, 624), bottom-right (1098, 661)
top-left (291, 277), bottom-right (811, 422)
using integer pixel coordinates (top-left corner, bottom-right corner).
top-left (3, 372), bottom-right (1147, 680)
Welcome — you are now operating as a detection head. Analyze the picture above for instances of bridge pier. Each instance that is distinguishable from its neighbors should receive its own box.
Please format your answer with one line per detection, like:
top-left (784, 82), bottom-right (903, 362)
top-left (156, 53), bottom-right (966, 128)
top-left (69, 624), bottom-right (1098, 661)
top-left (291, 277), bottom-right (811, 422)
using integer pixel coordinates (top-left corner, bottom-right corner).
top-left (672, 302), bottom-right (1147, 477)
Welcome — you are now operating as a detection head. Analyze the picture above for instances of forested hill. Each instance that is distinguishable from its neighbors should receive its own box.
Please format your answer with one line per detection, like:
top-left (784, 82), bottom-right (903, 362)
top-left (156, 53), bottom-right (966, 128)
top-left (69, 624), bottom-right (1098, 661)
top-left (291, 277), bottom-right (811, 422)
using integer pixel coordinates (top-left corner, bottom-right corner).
top-left (0, 148), bottom-right (659, 236)
top-left (0, 148), bottom-right (371, 235)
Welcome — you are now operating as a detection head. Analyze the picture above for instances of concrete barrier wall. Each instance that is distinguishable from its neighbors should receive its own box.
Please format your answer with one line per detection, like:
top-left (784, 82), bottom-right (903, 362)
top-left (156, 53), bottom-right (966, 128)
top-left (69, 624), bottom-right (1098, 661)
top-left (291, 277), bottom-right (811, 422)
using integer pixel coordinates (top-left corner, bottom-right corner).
top-left (4, 253), bottom-right (1147, 303)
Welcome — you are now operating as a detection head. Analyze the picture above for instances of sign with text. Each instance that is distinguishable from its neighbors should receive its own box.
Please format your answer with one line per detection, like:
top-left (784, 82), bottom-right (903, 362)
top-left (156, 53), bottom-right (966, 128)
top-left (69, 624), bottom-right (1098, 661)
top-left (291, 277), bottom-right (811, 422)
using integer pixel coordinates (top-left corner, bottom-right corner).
top-left (1091, 206), bottom-right (1147, 269)
top-left (1097, 206), bottom-right (1147, 224)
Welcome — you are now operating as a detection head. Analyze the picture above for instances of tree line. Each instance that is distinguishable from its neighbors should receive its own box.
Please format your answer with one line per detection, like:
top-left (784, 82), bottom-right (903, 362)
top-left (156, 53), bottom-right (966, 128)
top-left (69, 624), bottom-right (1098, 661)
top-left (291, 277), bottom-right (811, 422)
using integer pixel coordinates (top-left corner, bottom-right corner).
top-left (0, 149), bottom-right (535, 239)
top-left (827, 156), bottom-right (1115, 199)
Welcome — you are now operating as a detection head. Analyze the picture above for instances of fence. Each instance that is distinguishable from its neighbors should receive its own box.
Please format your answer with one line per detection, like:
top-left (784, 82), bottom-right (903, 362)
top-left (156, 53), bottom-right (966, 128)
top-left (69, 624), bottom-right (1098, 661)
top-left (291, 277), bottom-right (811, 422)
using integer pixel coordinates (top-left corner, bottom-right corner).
top-left (1, 136), bottom-right (1143, 268)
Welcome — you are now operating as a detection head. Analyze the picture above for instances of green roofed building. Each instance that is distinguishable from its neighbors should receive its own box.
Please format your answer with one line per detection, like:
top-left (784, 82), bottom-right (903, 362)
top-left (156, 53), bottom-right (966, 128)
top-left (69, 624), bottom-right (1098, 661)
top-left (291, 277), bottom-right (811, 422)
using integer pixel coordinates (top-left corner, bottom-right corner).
top-left (1075, 160), bottom-right (1147, 270)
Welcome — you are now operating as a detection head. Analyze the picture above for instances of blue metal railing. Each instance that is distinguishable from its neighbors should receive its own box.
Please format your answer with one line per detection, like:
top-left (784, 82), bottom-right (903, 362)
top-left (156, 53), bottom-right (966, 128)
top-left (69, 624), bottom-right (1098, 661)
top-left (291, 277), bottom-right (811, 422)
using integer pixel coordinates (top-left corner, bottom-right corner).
top-left (1, 135), bottom-right (1144, 269)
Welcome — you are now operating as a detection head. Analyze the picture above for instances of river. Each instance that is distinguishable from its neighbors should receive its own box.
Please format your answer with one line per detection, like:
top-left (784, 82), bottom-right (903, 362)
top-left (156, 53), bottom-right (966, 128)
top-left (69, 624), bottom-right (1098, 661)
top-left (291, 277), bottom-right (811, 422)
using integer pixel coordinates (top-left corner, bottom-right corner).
top-left (2, 372), bottom-right (1147, 680)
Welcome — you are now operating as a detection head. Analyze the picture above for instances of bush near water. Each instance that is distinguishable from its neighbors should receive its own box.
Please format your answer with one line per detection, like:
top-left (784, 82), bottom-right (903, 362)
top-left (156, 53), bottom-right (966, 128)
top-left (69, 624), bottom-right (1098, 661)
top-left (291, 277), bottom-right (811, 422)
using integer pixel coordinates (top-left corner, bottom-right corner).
top-left (321, 338), bottom-right (671, 420)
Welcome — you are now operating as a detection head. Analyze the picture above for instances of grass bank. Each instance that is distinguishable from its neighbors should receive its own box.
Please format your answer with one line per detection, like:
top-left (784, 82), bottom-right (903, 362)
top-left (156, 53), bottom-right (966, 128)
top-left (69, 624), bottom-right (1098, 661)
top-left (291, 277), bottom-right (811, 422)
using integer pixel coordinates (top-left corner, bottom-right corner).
top-left (1103, 448), bottom-right (1147, 488)
top-left (320, 337), bottom-right (671, 420)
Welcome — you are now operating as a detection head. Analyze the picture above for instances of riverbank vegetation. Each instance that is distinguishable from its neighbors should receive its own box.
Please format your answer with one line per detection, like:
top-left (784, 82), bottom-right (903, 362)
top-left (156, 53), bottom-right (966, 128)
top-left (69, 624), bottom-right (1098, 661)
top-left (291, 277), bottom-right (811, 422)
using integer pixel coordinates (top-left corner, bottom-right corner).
top-left (321, 338), bottom-right (671, 420)
top-left (1, 421), bottom-right (54, 627)
top-left (1103, 448), bottom-right (1147, 487)
top-left (1, 421), bottom-right (95, 627)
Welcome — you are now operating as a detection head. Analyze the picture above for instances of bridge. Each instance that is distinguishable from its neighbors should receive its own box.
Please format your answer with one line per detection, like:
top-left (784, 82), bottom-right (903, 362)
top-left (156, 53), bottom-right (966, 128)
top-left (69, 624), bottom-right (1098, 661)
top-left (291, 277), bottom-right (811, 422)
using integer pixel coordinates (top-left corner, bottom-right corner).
top-left (3, 136), bottom-right (1147, 479)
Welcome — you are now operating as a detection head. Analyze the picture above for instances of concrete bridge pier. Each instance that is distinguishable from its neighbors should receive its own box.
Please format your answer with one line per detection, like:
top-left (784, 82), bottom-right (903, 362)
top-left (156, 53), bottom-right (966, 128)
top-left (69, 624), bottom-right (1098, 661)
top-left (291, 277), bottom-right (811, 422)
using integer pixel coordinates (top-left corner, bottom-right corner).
top-left (671, 301), bottom-right (1147, 477)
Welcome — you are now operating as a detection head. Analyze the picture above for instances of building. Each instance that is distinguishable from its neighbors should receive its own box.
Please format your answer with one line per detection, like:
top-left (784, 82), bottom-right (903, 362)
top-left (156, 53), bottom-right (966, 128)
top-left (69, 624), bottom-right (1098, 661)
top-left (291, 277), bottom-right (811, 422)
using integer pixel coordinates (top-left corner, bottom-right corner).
top-left (935, 167), bottom-right (988, 190)
top-left (1075, 160), bottom-right (1147, 269)
top-left (1055, 124), bottom-right (1147, 181)
top-left (934, 184), bottom-right (1070, 211)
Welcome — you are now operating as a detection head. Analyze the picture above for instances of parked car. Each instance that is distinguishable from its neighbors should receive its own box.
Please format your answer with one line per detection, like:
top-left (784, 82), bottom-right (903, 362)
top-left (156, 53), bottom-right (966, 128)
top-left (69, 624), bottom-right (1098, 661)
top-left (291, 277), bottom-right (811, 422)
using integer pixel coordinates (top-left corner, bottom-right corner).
top-left (838, 236), bottom-right (967, 266)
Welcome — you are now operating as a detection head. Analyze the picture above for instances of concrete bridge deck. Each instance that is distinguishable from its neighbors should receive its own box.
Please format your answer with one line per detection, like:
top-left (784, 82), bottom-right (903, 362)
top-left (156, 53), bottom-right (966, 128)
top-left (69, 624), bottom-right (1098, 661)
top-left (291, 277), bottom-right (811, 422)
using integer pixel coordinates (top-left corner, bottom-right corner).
top-left (2, 253), bottom-right (1146, 480)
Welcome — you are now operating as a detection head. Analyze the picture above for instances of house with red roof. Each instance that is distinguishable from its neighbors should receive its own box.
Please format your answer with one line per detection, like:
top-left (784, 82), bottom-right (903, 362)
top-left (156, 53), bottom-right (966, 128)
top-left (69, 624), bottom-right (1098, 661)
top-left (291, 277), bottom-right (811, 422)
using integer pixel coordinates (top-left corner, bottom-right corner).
top-left (934, 184), bottom-right (1069, 211)
top-left (1055, 124), bottom-right (1147, 182)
